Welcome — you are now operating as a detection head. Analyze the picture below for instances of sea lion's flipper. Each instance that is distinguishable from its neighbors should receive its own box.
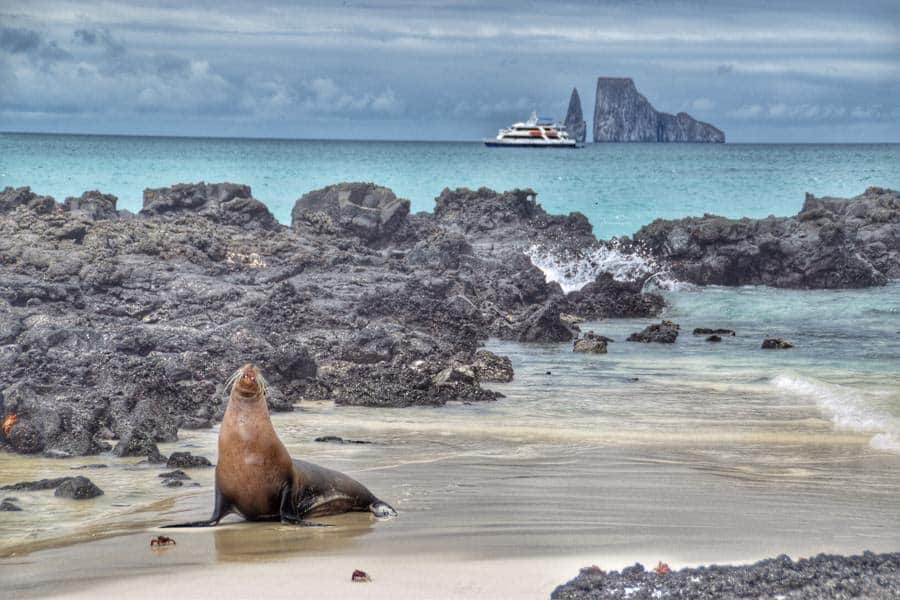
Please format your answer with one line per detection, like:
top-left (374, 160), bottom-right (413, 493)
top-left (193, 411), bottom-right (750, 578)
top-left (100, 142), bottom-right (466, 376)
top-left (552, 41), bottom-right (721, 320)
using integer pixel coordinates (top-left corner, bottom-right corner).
top-left (278, 483), bottom-right (332, 527)
top-left (162, 484), bottom-right (232, 528)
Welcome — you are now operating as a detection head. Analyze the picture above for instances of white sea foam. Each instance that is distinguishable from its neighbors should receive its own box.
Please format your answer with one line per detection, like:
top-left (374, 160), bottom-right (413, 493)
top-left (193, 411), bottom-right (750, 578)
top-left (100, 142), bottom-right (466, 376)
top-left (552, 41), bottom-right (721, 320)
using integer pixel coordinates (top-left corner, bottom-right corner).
top-left (771, 374), bottom-right (900, 454)
top-left (524, 241), bottom-right (666, 293)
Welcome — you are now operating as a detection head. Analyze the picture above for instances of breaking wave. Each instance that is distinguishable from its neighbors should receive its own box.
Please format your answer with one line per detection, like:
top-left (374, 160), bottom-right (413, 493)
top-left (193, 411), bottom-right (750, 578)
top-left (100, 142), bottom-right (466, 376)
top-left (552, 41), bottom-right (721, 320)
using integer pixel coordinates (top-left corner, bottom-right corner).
top-left (524, 241), bottom-right (668, 293)
top-left (771, 374), bottom-right (900, 454)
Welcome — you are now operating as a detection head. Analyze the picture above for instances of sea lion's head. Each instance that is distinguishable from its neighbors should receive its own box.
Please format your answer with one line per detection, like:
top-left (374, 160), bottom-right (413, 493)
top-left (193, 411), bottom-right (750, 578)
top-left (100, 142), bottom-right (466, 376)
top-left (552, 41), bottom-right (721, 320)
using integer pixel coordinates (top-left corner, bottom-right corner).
top-left (228, 363), bottom-right (268, 402)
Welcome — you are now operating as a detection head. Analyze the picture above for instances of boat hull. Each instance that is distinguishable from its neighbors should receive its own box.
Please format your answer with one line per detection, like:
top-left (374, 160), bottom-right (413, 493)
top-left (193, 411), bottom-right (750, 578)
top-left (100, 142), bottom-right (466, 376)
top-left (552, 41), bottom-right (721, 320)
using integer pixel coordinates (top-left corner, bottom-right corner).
top-left (484, 139), bottom-right (578, 148)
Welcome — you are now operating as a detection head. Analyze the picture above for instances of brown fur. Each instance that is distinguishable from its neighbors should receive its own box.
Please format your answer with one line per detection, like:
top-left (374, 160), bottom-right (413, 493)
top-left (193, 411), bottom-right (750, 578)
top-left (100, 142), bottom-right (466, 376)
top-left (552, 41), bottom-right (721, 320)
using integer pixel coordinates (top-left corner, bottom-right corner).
top-left (216, 364), bottom-right (295, 520)
top-left (206, 364), bottom-right (393, 524)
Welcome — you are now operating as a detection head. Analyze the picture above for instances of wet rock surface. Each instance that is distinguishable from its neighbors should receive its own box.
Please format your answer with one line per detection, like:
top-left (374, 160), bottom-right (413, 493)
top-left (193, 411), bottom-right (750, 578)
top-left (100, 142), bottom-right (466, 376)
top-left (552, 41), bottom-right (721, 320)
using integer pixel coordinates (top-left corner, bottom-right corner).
top-left (627, 321), bottom-right (680, 344)
top-left (54, 476), bottom-right (103, 499)
top-left (693, 328), bottom-right (735, 336)
top-left (762, 338), bottom-right (795, 349)
top-left (0, 182), bottom-right (662, 456)
top-left (634, 187), bottom-right (900, 289)
top-left (0, 477), bottom-right (73, 491)
top-left (314, 436), bottom-right (373, 445)
top-left (573, 332), bottom-right (609, 354)
top-left (166, 452), bottom-right (212, 469)
top-left (551, 551), bottom-right (900, 599)
top-left (0, 498), bottom-right (22, 511)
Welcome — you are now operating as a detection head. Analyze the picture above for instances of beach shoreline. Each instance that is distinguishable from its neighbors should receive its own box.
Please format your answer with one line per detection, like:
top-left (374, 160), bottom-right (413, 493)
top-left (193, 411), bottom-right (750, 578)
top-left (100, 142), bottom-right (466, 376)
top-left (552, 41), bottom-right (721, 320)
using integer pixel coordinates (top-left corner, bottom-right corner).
top-left (5, 524), bottom-right (897, 599)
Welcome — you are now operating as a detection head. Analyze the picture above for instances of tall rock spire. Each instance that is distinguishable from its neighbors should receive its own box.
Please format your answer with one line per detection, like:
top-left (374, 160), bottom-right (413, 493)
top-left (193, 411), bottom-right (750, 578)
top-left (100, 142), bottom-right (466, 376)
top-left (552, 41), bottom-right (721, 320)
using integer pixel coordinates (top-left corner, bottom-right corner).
top-left (564, 88), bottom-right (587, 145)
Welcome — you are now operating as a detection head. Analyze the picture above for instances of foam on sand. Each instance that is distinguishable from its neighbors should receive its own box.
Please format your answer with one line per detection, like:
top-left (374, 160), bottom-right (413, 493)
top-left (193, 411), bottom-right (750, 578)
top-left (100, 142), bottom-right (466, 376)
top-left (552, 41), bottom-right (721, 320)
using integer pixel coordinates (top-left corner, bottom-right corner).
top-left (771, 374), bottom-right (900, 453)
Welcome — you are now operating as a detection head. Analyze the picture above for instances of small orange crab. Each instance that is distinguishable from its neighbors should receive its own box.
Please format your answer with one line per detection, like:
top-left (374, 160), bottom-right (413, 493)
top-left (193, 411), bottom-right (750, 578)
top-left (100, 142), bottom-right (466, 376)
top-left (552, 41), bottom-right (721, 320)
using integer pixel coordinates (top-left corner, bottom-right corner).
top-left (150, 535), bottom-right (176, 548)
top-left (654, 561), bottom-right (670, 574)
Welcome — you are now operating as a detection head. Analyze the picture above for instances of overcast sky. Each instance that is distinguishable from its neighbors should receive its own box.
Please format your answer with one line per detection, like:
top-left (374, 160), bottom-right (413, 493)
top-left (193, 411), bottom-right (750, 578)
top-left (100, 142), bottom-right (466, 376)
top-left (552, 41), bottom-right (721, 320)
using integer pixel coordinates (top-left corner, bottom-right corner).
top-left (1, 0), bottom-right (898, 142)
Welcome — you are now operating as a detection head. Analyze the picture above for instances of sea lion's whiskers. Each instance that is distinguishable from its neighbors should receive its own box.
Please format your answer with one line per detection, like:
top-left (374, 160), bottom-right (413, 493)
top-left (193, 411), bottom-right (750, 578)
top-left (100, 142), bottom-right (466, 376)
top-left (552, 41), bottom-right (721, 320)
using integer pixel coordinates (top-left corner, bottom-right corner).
top-left (256, 371), bottom-right (268, 397)
top-left (224, 368), bottom-right (243, 393)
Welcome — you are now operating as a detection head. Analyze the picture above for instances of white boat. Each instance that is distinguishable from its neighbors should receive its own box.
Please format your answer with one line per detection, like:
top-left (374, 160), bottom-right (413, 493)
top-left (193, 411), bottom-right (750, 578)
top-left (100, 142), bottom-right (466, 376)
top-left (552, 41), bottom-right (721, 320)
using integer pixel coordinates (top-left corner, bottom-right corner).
top-left (484, 111), bottom-right (578, 148)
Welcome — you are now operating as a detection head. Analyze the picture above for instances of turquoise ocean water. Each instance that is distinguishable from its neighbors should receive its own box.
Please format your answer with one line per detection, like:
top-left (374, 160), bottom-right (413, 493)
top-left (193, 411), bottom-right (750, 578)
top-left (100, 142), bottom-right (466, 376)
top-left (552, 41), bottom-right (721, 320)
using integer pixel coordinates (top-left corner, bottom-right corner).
top-left (0, 134), bottom-right (898, 581)
top-left (1, 133), bottom-right (898, 237)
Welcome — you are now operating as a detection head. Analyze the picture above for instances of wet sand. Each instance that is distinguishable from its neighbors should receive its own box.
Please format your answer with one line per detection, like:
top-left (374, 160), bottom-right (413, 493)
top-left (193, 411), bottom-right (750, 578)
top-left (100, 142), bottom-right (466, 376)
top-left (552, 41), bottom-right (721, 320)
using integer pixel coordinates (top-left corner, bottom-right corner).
top-left (3, 290), bottom-right (899, 597)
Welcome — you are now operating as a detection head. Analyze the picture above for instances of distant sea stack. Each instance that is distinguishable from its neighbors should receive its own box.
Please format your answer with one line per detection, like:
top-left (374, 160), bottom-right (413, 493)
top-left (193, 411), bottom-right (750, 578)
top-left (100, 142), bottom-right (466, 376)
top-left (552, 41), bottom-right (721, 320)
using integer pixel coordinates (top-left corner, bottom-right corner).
top-left (593, 77), bottom-right (725, 143)
top-left (564, 88), bottom-right (587, 145)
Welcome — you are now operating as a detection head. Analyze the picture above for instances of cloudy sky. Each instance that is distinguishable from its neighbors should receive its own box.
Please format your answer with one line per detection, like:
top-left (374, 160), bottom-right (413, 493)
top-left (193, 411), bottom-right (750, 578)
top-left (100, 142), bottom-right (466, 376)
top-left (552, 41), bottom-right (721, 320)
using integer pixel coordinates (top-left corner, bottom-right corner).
top-left (1, 0), bottom-right (898, 141)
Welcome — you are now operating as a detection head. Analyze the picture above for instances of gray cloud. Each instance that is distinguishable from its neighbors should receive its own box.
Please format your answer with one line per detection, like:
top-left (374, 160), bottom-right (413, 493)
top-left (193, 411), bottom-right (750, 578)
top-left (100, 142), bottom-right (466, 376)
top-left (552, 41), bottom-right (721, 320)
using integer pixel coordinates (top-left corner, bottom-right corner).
top-left (0, 27), bottom-right (41, 53)
top-left (0, 0), bottom-right (897, 140)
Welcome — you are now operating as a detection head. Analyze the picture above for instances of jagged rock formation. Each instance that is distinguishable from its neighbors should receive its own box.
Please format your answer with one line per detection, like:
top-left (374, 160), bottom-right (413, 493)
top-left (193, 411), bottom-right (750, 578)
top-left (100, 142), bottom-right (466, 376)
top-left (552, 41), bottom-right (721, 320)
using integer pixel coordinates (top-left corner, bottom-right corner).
top-left (0, 182), bottom-right (662, 457)
top-left (564, 88), bottom-right (586, 145)
top-left (552, 552), bottom-right (900, 600)
top-left (634, 187), bottom-right (900, 288)
top-left (593, 77), bottom-right (724, 143)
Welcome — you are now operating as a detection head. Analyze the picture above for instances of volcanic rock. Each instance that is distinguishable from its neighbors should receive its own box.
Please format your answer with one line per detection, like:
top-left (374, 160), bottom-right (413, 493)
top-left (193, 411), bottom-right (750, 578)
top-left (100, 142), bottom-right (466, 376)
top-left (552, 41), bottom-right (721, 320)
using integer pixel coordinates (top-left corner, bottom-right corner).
top-left (634, 187), bottom-right (900, 289)
top-left (564, 87), bottom-right (587, 145)
top-left (593, 77), bottom-right (724, 143)
top-left (0, 498), bottom-right (22, 511)
top-left (54, 476), bottom-right (103, 500)
top-left (573, 334), bottom-right (608, 354)
top-left (693, 328), bottom-right (735, 336)
top-left (762, 338), bottom-right (794, 349)
top-left (627, 320), bottom-right (680, 343)
top-left (166, 452), bottom-right (212, 469)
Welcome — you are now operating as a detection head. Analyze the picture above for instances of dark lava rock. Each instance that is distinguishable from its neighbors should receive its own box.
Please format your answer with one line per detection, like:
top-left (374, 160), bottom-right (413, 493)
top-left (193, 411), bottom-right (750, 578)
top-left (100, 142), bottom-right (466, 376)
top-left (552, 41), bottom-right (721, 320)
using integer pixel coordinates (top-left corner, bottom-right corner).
top-left (517, 299), bottom-right (574, 343)
top-left (166, 452), bottom-right (212, 468)
top-left (158, 470), bottom-right (191, 480)
top-left (70, 464), bottom-right (108, 470)
top-left (161, 479), bottom-right (183, 488)
top-left (0, 179), bottom-right (670, 457)
top-left (113, 429), bottom-right (166, 463)
top-left (573, 332), bottom-right (608, 354)
top-left (314, 435), bottom-right (372, 445)
top-left (1, 477), bottom-right (73, 491)
top-left (762, 338), bottom-right (795, 349)
top-left (627, 320), bottom-right (680, 343)
top-left (63, 190), bottom-right (119, 221)
top-left (0, 499), bottom-right (23, 511)
top-left (566, 273), bottom-right (664, 319)
top-left (54, 476), bottom-right (103, 500)
top-left (470, 350), bottom-right (514, 383)
top-left (633, 186), bottom-right (900, 289)
top-left (141, 182), bottom-right (278, 230)
top-left (693, 328), bottom-right (735, 336)
top-left (291, 182), bottom-right (410, 244)
top-left (551, 551), bottom-right (900, 600)
top-left (706, 334), bottom-right (723, 342)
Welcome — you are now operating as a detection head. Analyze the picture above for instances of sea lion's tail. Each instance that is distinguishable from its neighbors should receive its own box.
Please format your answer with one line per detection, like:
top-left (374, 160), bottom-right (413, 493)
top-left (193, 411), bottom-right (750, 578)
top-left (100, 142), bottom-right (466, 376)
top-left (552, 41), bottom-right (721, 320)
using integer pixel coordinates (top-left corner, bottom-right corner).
top-left (369, 499), bottom-right (397, 519)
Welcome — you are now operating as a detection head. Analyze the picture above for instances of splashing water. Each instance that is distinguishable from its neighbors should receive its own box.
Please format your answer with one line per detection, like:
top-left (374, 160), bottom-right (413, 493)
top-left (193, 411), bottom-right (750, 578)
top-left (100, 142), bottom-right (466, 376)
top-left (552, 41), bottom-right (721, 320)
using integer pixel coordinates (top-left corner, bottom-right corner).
top-left (771, 374), bottom-right (900, 454)
top-left (524, 241), bottom-right (663, 293)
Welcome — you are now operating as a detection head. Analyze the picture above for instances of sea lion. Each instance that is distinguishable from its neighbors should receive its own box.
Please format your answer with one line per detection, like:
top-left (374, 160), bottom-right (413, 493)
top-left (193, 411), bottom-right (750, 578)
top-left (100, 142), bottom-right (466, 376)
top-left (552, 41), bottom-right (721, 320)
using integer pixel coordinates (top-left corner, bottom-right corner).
top-left (164, 364), bottom-right (396, 527)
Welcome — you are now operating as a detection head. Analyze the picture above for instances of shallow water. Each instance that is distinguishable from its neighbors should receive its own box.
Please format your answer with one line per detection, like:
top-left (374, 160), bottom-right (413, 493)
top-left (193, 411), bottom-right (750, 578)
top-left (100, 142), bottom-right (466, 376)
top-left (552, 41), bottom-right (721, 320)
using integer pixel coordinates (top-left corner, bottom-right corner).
top-left (2, 284), bottom-right (898, 595)
top-left (1, 134), bottom-right (898, 237)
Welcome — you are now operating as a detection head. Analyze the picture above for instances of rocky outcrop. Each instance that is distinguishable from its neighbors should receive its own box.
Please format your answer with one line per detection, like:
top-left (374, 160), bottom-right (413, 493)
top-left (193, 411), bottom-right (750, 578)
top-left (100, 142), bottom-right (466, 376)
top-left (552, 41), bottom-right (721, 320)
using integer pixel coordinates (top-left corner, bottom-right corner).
top-left (627, 320), bottom-right (680, 343)
top-left (54, 476), bottom-right (103, 499)
top-left (762, 338), bottom-right (794, 349)
top-left (0, 182), bottom-right (660, 456)
top-left (291, 182), bottom-right (411, 245)
top-left (593, 77), bottom-right (724, 143)
top-left (634, 187), bottom-right (900, 289)
top-left (564, 88), bottom-right (586, 145)
top-left (552, 552), bottom-right (900, 600)
top-left (573, 333), bottom-right (608, 354)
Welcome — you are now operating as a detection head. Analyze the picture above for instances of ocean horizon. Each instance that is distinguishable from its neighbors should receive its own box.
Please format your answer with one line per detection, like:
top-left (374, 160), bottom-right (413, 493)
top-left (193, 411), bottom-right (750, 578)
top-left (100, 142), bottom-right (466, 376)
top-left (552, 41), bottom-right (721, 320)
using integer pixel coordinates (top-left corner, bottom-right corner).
top-left (3, 132), bottom-right (898, 239)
